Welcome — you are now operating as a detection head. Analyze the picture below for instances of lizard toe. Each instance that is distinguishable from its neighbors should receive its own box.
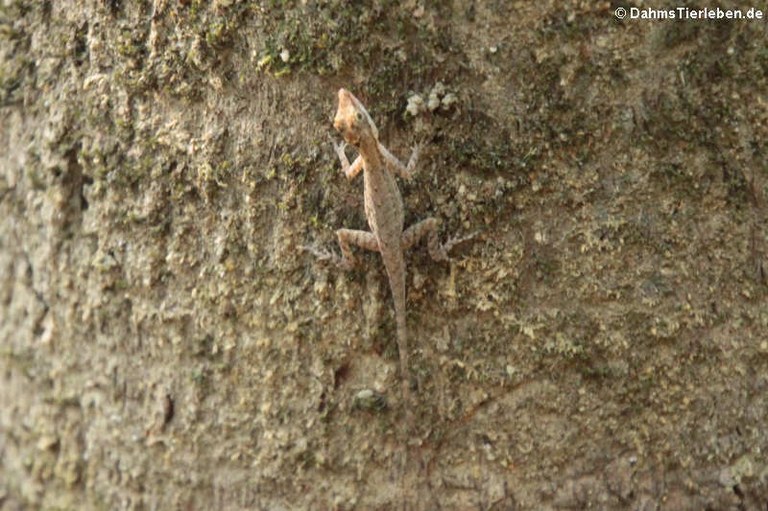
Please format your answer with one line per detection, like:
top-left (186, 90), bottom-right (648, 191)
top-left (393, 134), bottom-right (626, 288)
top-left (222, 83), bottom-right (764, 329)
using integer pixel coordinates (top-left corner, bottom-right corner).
top-left (443, 230), bottom-right (481, 255)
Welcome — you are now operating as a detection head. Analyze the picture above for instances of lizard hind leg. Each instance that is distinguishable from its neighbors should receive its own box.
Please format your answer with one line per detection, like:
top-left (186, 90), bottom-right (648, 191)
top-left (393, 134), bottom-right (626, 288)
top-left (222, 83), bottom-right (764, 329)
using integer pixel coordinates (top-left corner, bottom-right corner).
top-left (402, 217), bottom-right (475, 262)
top-left (335, 228), bottom-right (379, 269)
top-left (303, 229), bottom-right (379, 270)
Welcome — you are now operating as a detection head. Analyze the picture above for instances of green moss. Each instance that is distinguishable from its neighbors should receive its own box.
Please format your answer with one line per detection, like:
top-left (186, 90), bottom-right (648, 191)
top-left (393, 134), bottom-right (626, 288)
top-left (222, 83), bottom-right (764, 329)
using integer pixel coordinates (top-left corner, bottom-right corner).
top-left (27, 167), bottom-right (46, 191)
top-left (204, 17), bottom-right (230, 48)
top-left (252, 1), bottom-right (437, 82)
top-left (113, 279), bottom-right (129, 291)
top-left (191, 366), bottom-right (208, 386)
top-left (0, 346), bottom-right (36, 372)
top-left (0, 54), bottom-right (31, 105)
top-left (543, 332), bottom-right (586, 360)
top-left (255, 3), bottom-right (364, 76)
top-left (580, 363), bottom-right (617, 380)
top-left (0, 1), bottom-right (32, 106)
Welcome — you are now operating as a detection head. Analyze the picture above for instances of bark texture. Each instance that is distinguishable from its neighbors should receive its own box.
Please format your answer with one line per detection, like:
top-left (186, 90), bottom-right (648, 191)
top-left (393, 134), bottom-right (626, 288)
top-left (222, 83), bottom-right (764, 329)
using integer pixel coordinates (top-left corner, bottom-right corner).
top-left (1, 1), bottom-right (767, 509)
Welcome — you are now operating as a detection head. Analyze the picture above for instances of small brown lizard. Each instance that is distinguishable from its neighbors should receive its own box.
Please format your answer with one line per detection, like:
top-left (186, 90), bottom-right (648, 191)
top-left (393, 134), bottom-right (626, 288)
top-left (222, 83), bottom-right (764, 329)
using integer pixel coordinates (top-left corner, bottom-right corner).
top-left (307, 88), bottom-right (469, 424)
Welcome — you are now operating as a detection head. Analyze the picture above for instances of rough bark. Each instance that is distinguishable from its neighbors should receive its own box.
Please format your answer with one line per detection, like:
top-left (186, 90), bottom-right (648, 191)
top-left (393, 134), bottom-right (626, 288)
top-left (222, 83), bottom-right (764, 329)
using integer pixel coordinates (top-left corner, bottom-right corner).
top-left (1, 1), bottom-right (767, 509)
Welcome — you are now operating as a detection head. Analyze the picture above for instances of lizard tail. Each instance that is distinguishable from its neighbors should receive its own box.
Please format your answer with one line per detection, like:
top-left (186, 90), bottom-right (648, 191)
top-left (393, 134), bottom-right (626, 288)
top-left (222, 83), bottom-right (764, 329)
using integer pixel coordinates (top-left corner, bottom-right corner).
top-left (390, 267), bottom-right (413, 428)
top-left (394, 289), bottom-right (409, 385)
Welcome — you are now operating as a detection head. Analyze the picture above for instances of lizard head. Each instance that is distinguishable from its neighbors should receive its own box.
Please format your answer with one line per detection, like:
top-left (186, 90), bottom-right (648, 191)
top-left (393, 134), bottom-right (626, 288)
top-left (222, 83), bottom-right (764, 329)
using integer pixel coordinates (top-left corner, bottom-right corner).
top-left (334, 88), bottom-right (379, 147)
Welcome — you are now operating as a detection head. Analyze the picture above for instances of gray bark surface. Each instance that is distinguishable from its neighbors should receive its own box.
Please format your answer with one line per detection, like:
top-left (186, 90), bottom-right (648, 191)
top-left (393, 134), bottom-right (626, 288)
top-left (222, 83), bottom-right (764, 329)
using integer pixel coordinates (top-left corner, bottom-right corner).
top-left (1, 2), bottom-right (767, 509)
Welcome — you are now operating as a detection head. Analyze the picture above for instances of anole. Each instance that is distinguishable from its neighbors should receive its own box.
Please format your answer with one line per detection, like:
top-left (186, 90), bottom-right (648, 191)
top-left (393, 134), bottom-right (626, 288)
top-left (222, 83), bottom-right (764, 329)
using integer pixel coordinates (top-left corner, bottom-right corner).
top-left (308, 88), bottom-right (470, 424)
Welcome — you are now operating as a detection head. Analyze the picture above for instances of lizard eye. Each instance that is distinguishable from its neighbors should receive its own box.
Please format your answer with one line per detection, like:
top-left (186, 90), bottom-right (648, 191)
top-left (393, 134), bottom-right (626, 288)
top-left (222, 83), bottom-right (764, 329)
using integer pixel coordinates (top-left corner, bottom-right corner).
top-left (355, 111), bottom-right (364, 122)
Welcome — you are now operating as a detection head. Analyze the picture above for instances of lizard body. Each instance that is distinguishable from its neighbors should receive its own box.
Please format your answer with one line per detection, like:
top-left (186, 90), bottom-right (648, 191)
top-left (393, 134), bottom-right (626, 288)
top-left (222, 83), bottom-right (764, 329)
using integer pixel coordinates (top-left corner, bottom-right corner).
top-left (310, 88), bottom-right (466, 422)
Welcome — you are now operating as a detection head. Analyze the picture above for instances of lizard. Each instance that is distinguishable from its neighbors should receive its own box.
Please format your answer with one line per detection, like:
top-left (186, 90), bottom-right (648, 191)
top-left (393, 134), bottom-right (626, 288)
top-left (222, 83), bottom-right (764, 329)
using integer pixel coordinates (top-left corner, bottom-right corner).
top-left (306, 88), bottom-right (470, 426)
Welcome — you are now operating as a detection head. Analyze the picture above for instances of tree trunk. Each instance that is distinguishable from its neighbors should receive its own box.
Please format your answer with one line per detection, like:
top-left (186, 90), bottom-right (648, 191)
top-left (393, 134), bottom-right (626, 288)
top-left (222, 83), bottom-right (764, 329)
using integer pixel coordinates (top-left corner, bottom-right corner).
top-left (1, 2), bottom-right (767, 509)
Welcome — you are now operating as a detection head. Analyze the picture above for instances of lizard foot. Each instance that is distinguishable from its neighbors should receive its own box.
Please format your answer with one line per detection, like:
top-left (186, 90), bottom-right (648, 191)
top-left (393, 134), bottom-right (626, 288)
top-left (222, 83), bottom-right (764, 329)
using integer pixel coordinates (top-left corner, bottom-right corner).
top-left (301, 244), bottom-right (355, 270)
top-left (302, 244), bottom-right (337, 262)
top-left (405, 141), bottom-right (424, 174)
top-left (442, 230), bottom-right (481, 257)
top-left (333, 140), bottom-right (347, 160)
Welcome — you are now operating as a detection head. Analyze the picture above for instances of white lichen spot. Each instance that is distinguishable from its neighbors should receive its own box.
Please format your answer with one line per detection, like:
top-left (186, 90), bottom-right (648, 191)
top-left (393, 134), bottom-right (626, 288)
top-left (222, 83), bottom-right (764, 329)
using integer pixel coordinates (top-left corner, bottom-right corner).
top-left (407, 82), bottom-right (458, 117)
top-left (427, 82), bottom-right (446, 111)
top-left (406, 94), bottom-right (425, 116)
top-left (427, 92), bottom-right (441, 111)
top-left (431, 81), bottom-right (446, 97)
top-left (441, 92), bottom-right (458, 109)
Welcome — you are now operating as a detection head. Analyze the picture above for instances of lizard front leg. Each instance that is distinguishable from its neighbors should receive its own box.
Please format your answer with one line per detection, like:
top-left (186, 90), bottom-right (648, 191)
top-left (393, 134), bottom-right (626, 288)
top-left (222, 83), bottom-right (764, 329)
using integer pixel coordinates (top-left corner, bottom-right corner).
top-left (402, 217), bottom-right (475, 261)
top-left (380, 142), bottom-right (421, 180)
top-left (304, 229), bottom-right (379, 270)
top-left (334, 141), bottom-right (364, 179)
